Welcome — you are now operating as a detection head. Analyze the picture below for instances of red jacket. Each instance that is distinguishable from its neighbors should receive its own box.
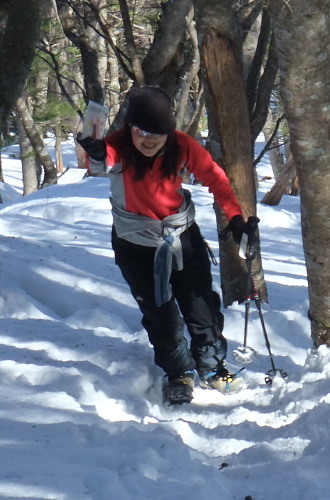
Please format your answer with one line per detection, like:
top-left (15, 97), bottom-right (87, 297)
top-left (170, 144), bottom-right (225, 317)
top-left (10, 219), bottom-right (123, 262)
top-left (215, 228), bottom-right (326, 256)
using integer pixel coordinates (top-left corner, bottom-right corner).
top-left (103, 129), bottom-right (242, 221)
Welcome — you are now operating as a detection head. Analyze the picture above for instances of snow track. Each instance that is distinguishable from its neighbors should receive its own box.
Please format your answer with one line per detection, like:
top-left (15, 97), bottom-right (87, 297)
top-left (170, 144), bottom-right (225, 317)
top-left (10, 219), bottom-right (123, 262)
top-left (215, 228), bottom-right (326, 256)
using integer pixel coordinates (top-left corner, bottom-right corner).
top-left (0, 143), bottom-right (329, 499)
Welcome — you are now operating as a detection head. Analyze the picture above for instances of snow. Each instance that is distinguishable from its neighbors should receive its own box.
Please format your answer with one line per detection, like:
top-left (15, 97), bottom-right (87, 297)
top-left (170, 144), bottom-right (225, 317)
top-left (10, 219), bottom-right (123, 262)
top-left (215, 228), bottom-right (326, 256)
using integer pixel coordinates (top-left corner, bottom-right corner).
top-left (0, 135), bottom-right (329, 500)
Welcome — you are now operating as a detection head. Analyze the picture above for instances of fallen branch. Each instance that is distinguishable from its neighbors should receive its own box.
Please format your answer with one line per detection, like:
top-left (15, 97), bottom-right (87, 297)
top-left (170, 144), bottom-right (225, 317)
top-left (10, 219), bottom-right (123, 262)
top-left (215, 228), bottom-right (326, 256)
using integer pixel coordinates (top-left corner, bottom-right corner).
top-left (261, 155), bottom-right (297, 205)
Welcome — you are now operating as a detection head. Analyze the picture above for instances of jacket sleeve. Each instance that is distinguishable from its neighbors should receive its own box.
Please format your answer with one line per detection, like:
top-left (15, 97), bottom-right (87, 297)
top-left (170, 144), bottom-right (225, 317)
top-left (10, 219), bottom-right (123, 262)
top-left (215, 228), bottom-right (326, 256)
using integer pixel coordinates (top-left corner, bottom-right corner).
top-left (180, 133), bottom-right (243, 221)
top-left (86, 155), bottom-right (108, 176)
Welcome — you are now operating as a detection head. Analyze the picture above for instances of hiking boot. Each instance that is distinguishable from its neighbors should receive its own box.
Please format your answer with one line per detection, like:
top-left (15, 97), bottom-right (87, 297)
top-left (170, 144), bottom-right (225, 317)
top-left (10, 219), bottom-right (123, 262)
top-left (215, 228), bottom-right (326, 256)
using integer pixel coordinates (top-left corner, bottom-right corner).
top-left (200, 364), bottom-right (245, 394)
top-left (165, 370), bottom-right (195, 404)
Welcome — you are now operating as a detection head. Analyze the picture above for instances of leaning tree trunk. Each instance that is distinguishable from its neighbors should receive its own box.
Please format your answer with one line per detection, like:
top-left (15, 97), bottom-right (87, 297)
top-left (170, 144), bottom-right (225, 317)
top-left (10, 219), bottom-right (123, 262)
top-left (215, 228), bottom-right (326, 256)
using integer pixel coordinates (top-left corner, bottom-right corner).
top-left (16, 95), bottom-right (57, 188)
top-left (270, 0), bottom-right (330, 346)
top-left (15, 115), bottom-right (39, 195)
top-left (261, 155), bottom-right (296, 206)
top-left (194, 1), bottom-right (267, 306)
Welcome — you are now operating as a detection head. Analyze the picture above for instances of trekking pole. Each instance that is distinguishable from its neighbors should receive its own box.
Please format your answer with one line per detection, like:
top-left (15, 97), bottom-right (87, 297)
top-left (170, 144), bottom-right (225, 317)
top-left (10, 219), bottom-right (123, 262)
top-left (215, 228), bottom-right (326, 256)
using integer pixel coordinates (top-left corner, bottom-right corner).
top-left (250, 272), bottom-right (288, 385)
top-left (232, 239), bottom-right (257, 364)
top-left (221, 216), bottom-right (288, 385)
top-left (228, 228), bottom-right (259, 364)
top-left (245, 217), bottom-right (288, 385)
top-left (220, 217), bottom-right (258, 363)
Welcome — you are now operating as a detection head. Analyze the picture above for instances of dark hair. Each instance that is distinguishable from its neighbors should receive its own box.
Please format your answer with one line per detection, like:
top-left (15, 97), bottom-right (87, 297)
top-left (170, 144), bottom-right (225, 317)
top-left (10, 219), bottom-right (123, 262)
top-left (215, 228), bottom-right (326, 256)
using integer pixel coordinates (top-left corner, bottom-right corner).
top-left (120, 124), bottom-right (181, 181)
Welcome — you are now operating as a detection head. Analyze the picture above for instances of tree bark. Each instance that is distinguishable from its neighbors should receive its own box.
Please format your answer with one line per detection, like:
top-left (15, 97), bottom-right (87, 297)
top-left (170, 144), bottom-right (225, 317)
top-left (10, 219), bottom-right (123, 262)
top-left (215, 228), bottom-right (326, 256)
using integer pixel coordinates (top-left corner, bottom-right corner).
top-left (270, 0), bottom-right (330, 346)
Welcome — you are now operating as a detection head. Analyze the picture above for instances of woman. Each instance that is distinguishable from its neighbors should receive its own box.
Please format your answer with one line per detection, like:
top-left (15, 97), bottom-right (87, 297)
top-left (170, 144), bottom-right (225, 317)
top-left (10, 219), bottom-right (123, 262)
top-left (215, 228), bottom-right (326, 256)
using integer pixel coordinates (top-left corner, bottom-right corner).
top-left (77, 86), bottom-right (247, 404)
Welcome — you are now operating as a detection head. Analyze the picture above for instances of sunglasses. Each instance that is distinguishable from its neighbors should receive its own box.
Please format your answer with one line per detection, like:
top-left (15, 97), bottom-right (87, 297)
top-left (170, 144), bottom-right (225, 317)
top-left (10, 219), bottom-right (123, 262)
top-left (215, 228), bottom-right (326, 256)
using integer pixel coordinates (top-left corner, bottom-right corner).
top-left (130, 125), bottom-right (165, 138)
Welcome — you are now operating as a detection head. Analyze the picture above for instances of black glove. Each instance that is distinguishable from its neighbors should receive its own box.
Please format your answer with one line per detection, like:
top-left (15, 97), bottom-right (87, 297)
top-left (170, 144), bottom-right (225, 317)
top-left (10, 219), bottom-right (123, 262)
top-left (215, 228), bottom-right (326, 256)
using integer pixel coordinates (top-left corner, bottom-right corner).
top-left (76, 132), bottom-right (106, 161)
top-left (228, 215), bottom-right (247, 244)
top-left (219, 215), bottom-right (246, 244)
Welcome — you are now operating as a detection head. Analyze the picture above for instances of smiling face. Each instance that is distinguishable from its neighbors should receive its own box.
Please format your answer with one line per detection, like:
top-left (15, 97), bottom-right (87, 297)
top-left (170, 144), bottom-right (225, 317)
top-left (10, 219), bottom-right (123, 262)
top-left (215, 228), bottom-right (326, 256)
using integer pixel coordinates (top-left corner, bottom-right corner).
top-left (130, 126), bottom-right (168, 157)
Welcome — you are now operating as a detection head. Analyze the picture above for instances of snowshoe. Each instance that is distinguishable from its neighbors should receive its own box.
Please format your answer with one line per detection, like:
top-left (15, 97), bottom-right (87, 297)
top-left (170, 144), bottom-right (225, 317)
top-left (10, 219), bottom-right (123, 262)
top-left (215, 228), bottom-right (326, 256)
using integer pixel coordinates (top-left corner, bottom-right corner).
top-left (200, 364), bottom-right (245, 394)
top-left (164, 370), bottom-right (195, 404)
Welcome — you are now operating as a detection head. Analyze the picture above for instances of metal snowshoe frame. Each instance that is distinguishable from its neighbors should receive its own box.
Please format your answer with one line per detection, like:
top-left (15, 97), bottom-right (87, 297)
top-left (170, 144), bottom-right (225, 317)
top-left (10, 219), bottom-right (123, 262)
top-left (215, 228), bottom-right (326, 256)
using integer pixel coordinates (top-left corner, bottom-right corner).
top-left (221, 216), bottom-right (288, 385)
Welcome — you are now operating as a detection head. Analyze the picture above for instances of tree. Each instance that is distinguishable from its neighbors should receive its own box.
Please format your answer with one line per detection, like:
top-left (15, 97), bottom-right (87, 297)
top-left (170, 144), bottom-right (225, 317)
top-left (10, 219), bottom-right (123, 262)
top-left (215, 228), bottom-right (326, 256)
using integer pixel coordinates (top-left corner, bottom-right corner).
top-left (15, 115), bottom-right (41, 194)
top-left (55, 0), bottom-right (202, 131)
top-left (141, 0), bottom-right (193, 90)
top-left (269, 0), bottom-right (330, 346)
top-left (16, 94), bottom-right (57, 187)
top-left (56, 0), bottom-right (108, 104)
top-left (193, 0), bottom-right (267, 305)
top-left (0, 0), bottom-right (41, 132)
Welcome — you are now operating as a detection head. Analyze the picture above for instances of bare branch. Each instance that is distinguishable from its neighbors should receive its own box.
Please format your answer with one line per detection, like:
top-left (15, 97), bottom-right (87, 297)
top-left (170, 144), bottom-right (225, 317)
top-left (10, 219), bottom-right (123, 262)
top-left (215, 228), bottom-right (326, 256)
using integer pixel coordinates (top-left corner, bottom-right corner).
top-left (118, 0), bottom-right (145, 85)
top-left (85, 0), bottom-right (135, 80)
top-left (36, 44), bottom-right (84, 118)
top-left (253, 114), bottom-right (285, 165)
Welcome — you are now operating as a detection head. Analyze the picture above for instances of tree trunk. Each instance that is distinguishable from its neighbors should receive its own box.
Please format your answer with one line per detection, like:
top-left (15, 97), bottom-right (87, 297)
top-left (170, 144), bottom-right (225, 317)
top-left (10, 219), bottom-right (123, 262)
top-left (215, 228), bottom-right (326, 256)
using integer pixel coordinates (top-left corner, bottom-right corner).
top-left (16, 95), bottom-right (57, 188)
top-left (0, 0), bottom-right (41, 130)
top-left (270, 0), bottom-right (330, 346)
top-left (0, 151), bottom-right (4, 184)
top-left (119, 0), bottom-right (145, 86)
top-left (250, 33), bottom-right (279, 145)
top-left (55, 122), bottom-right (63, 173)
top-left (175, 7), bottom-right (200, 131)
top-left (15, 115), bottom-right (39, 195)
top-left (194, 0), bottom-right (267, 305)
top-left (56, 0), bottom-right (105, 104)
top-left (142, 0), bottom-right (193, 86)
top-left (241, 4), bottom-right (279, 146)
top-left (106, 44), bottom-right (120, 125)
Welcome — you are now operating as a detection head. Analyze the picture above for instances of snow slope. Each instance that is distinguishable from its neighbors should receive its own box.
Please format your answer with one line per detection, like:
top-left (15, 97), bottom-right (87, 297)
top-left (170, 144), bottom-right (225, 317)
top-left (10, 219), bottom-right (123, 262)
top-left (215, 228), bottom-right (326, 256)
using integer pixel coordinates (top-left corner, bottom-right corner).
top-left (0, 137), bottom-right (329, 500)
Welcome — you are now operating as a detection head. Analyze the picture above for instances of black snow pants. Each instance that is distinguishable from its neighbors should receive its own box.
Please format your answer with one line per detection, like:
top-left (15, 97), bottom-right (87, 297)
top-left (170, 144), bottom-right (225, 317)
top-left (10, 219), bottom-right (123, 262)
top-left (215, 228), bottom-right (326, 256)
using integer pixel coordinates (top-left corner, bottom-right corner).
top-left (112, 222), bottom-right (227, 378)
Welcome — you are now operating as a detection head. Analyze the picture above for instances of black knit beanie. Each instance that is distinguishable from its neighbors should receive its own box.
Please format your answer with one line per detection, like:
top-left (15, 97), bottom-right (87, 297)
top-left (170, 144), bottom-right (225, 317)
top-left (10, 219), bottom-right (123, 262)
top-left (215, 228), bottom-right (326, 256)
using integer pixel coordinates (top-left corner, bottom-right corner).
top-left (126, 86), bottom-right (176, 134)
